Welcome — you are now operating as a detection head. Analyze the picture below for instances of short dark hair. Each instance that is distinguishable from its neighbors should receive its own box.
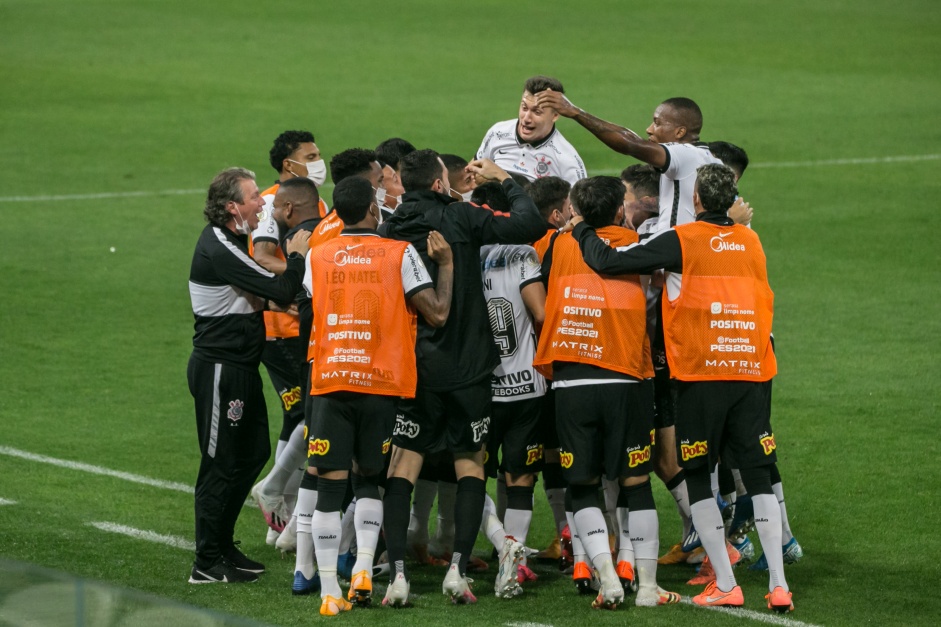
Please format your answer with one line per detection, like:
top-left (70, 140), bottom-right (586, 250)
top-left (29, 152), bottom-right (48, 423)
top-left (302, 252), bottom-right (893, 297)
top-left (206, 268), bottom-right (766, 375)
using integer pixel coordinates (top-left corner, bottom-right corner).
top-left (332, 176), bottom-right (374, 225)
top-left (508, 173), bottom-right (530, 188)
top-left (661, 97), bottom-right (703, 140)
top-left (707, 141), bottom-right (749, 179)
top-left (204, 167), bottom-right (254, 227)
top-left (620, 164), bottom-right (660, 199)
top-left (278, 176), bottom-right (320, 212)
top-left (330, 148), bottom-right (377, 184)
top-left (269, 130), bottom-right (316, 174)
top-left (440, 154), bottom-right (468, 178)
top-left (400, 149), bottom-right (443, 192)
top-left (375, 137), bottom-right (416, 170)
top-left (470, 182), bottom-right (510, 213)
top-left (524, 75), bottom-right (564, 95)
top-left (695, 163), bottom-right (738, 214)
top-left (570, 176), bottom-right (624, 228)
top-left (527, 176), bottom-right (571, 221)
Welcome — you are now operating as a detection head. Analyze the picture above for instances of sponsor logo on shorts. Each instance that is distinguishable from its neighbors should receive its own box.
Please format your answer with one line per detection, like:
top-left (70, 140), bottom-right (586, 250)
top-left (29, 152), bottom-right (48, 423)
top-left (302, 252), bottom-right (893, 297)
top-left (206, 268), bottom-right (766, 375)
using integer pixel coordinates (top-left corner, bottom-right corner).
top-left (649, 429), bottom-right (656, 445)
top-left (393, 415), bottom-right (420, 439)
top-left (308, 438), bottom-right (330, 456)
top-left (560, 451), bottom-right (574, 469)
top-left (471, 416), bottom-right (491, 443)
top-left (680, 440), bottom-right (708, 462)
top-left (280, 386), bottom-right (302, 411)
top-left (483, 451), bottom-right (489, 464)
top-left (303, 425), bottom-right (308, 440)
top-left (525, 444), bottom-right (544, 466)
top-left (381, 438), bottom-right (391, 455)
top-left (760, 433), bottom-right (776, 456)
top-left (628, 445), bottom-right (651, 468)
top-left (227, 399), bottom-right (243, 423)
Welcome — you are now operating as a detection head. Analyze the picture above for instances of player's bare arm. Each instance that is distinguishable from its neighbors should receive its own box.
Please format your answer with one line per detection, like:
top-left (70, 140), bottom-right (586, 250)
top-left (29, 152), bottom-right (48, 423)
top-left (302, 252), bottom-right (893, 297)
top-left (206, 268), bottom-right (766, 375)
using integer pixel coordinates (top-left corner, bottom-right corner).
top-left (521, 281), bottom-right (546, 326)
top-left (536, 90), bottom-right (668, 168)
top-left (466, 158), bottom-right (510, 184)
top-left (410, 231), bottom-right (454, 328)
top-left (251, 240), bottom-right (287, 274)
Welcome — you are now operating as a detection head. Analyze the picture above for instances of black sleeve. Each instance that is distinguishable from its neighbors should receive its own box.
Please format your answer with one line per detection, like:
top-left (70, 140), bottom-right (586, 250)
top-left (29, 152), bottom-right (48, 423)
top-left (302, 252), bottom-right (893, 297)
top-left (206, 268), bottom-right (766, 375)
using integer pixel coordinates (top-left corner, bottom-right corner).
top-left (468, 178), bottom-right (546, 245)
top-left (540, 230), bottom-right (561, 287)
top-left (213, 245), bottom-right (305, 305)
top-left (572, 222), bottom-right (683, 275)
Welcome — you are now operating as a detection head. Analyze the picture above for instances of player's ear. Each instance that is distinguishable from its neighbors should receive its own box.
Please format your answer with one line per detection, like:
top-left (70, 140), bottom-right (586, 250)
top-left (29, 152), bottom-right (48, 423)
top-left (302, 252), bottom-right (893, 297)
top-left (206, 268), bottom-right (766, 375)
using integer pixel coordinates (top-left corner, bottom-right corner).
top-left (675, 125), bottom-right (688, 141)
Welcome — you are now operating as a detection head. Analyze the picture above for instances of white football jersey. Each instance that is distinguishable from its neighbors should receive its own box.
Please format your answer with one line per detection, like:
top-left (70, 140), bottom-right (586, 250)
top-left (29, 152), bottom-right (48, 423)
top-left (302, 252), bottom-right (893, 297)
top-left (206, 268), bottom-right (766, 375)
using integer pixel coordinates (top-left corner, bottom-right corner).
top-left (480, 244), bottom-right (547, 401)
top-left (655, 142), bottom-right (722, 232)
top-left (476, 119), bottom-right (587, 185)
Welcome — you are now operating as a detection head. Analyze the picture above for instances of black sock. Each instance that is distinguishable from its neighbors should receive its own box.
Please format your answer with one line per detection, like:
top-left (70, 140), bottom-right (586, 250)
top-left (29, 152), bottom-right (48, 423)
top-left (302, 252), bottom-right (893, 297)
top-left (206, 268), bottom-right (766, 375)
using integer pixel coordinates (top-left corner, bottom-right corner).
top-left (383, 477), bottom-right (413, 582)
top-left (452, 476), bottom-right (486, 575)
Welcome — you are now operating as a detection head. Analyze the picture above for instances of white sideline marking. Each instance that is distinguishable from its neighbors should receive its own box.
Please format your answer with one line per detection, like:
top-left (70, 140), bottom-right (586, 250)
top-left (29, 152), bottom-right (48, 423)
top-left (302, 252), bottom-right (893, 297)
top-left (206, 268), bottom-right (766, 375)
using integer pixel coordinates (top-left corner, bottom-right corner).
top-left (682, 597), bottom-right (822, 627)
top-left (0, 445), bottom-right (192, 493)
top-left (0, 154), bottom-right (934, 203)
top-left (505, 622), bottom-right (554, 627)
top-left (87, 521), bottom-right (195, 551)
top-left (0, 498), bottom-right (16, 506)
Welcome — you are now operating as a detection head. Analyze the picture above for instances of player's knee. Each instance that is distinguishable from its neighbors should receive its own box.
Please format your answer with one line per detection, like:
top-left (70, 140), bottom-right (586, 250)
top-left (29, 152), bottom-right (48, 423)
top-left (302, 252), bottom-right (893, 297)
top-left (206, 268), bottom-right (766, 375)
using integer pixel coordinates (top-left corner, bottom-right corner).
top-left (738, 464), bottom-right (773, 496)
top-left (568, 482), bottom-right (602, 513)
top-left (314, 477), bottom-right (347, 513)
top-left (684, 464), bottom-right (713, 505)
top-left (351, 472), bottom-right (382, 501)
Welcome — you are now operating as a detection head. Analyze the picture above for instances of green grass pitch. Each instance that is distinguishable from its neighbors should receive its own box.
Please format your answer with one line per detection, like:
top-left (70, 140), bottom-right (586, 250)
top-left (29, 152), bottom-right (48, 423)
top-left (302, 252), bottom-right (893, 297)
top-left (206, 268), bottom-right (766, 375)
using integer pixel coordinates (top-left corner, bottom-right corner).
top-left (1, 0), bottom-right (939, 625)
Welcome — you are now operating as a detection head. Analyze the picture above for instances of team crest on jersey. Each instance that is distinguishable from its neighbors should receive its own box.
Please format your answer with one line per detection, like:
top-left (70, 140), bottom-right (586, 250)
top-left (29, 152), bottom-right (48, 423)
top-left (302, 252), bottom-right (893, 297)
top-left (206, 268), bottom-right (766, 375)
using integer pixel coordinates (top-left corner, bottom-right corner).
top-left (760, 433), bottom-right (776, 456)
top-left (227, 400), bottom-right (243, 423)
top-left (560, 450), bottom-right (574, 469)
top-left (534, 154), bottom-right (553, 176)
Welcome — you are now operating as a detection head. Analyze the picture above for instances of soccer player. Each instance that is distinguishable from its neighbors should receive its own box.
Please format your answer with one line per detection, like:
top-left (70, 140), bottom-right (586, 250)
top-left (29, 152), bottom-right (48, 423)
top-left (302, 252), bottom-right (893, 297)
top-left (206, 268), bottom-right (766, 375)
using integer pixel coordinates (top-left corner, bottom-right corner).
top-left (378, 151), bottom-right (545, 606)
top-left (187, 167), bottom-right (311, 584)
top-left (249, 131), bottom-right (329, 545)
top-left (375, 137), bottom-right (416, 217)
top-left (572, 163), bottom-right (794, 614)
top-left (441, 153), bottom-right (477, 201)
top-left (477, 76), bottom-right (587, 185)
top-left (303, 176), bottom-right (454, 615)
top-left (534, 176), bottom-right (681, 610)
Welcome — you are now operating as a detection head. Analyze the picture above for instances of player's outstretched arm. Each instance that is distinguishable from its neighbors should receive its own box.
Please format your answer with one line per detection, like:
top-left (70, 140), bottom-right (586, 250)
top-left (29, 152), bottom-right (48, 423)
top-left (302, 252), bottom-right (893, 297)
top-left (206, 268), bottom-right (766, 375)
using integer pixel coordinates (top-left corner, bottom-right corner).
top-left (535, 90), bottom-right (668, 169)
top-left (409, 231), bottom-right (454, 328)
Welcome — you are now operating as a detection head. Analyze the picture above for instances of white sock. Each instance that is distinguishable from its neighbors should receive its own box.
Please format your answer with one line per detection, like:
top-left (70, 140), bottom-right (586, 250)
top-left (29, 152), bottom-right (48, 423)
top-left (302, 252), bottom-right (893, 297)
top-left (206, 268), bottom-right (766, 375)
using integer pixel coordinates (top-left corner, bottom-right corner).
top-left (669, 479), bottom-right (693, 538)
top-left (434, 481), bottom-right (457, 551)
top-left (294, 486), bottom-right (318, 578)
top-left (482, 494), bottom-right (506, 550)
top-left (504, 508), bottom-right (532, 546)
top-left (275, 438), bottom-right (288, 461)
top-left (615, 506), bottom-right (633, 564)
top-left (629, 509), bottom-right (659, 590)
top-left (690, 499), bottom-right (736, 592)
top-left (262, 425), bottom-right (307, 498)
top-left (312, 510), bottom-right (342, 598)
top-left (408, 479), bottom-right (436, 546)
top-left (753, 493), bottom-right (788, 592)
top-left (566, 510), bottom-right (587, 563)
top-left (352, 497), bottom-right (383, 575)
top-left (338, 497), bottom-right (357, 555)
top-left (546, 487), bottom-right (568, 535)
top-left (574, 507), bottom-right (617, 583)
top-left (284, 467), bottom-right (304, 512)
top-left (771, 481), bottom-right (794, 544)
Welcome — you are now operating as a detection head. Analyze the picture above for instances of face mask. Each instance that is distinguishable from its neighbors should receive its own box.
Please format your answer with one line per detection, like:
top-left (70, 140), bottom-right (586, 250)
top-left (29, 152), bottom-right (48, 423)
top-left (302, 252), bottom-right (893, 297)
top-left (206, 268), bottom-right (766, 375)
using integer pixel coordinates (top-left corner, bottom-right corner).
top-left (374, 186), bottom-right (387, 206)
top-left (289, 159), bottom-right (327, 187)
top-left (232, 205), bottom-right (252, 235)
top-left (461, 190), bottom-right (474, 202)
top-left (371, 202), bottom-right (383, 227)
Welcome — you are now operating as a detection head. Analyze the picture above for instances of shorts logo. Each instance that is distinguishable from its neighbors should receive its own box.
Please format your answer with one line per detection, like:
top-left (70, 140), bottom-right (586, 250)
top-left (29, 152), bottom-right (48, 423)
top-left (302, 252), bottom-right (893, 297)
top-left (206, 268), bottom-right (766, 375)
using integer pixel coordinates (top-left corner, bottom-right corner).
top-left (471, 416), bottom-right (491, 443)
top-left (227, 400), bottom-right (243, 423)
top-left (279, 386), bottom-right (302, 411)
top-left (628, 445), bottom-right (651, 468)
top-left (381, 438), bottom-right (391, 455)
top-left (393, 416), bottom-right (420, 439)
top-left (680, 440), bottom-right (708, 462)
top-left (711, 302), bottom-right (723, 314)
top-left (525, 444), bottom-right (544, 466)
top-left (483, 451), bottom-right (490, 464)
top-left (560, 451), bottom-right (574, 469)
top-left (760, 434), bottom-right (776, 456)
top-left (308, 438), bottom-right (330, 456)
top-left (649, 429), bottom-right (656, 445)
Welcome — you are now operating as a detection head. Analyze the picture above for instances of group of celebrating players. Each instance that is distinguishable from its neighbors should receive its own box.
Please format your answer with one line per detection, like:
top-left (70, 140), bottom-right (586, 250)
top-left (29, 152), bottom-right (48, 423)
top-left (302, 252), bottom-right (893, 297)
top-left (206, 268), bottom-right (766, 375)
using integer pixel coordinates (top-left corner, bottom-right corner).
top-left (186, 75), bottom-right (802, 618)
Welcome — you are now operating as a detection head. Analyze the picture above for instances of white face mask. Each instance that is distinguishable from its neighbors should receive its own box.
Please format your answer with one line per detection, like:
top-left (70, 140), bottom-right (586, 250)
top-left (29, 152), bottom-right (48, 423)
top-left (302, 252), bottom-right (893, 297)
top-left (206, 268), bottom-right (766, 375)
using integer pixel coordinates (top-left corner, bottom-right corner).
top-left (461, 190), bottom-right (474, 202)
top-left (374, 186), bottom-right (387, 207)
top-left (232, 205), bottom-right (252, 235)
top-left (371, 202), bottom-right (383, 227)
top-left (289, 159), bottom-right (327, 187)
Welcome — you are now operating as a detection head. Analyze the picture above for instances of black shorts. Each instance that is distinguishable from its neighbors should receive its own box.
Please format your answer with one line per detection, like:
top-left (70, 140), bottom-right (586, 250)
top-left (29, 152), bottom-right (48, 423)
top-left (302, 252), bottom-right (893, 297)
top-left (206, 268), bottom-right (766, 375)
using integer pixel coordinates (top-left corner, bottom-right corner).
top-left (484, 396), bottom-right (545, 477)
top-left (538, 387), bottom-right (560, 449)
top-left (392, 380), bottom-right (491, 455)
top-left (674, 380), bottom-right (777, 471)
top-left (555, 381), bottom-right (655, 484)
top-left (653, 371), bottom-right (676, 429)
top-left (307, 391), bottom-right (395, 474)
top-left (261, 337), bottom-right (306, 440)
